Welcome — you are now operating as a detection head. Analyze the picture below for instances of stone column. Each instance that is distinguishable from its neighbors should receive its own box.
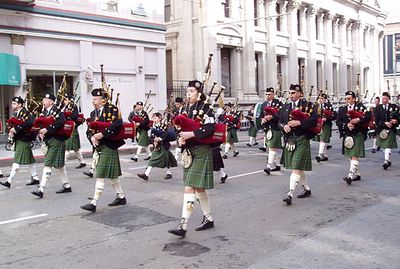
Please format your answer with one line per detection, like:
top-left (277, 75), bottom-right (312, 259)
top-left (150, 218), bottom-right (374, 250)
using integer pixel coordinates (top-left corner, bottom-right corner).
top-left (10, 34), bottom-right (26, 96)
top-left (242, 0), bottom-right (257, 98)
top-left (306, 5), bottom-right (317, 91)
top-left (287, 0), bottom-right (300, 84)
top-left (280, 1), bottom-right (288, 32)
top-left (323, 12), bottom-right (333, 94)
top-left (266, 0), bottom-right (278, 90)
top-left (216, 44), bottom-right (223, 89)
top-left (235, 47), bottom-right (244, 100)
top-left (338, 16), bottom-right (348, 96)
top-left (379, 31), bottom-right (386, 95)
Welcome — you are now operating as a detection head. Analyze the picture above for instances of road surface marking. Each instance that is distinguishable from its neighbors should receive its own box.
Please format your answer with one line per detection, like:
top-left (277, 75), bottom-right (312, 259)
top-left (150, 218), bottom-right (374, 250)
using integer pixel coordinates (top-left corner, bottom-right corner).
top-left (0, 214), bottom-right (48, 225)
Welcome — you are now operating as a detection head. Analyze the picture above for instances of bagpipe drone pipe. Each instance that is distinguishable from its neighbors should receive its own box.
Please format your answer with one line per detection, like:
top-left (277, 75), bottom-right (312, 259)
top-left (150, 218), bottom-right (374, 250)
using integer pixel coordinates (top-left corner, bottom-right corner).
top-left (88, 120), bottom-right (136, 141)
top-left (33, 116), bottom-right (75, 138)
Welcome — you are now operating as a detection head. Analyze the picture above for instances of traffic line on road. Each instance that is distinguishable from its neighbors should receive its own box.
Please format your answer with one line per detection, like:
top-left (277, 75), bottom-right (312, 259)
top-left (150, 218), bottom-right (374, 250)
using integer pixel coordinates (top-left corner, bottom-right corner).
top-left (128, 166), bottom-right (148, 170)
top-left (0, 214), bottom-right (48, 225)
top-left (229, 170), bottom-right (264, 179)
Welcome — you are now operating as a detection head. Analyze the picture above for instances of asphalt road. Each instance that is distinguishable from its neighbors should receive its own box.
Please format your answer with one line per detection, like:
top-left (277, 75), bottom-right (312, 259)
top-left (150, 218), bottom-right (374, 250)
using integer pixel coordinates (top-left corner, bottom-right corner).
top-left (0, 132), bottom-right (399, 269)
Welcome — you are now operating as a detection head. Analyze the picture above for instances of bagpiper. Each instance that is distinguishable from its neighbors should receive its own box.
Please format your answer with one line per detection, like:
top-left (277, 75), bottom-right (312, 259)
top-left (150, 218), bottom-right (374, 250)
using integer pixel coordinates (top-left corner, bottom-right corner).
top-left (245, 104), bottom-right (259, 147)
top-left (131, 101), bottom-right (152, 162)
top-left (137, 112), bottom-right (178, 180)
top-left (371, 96), bottom-right (381, 153)
top-left (83, 109), bottom-right (98, 178)
top-left (279, 84), bottom-right (317, 205)
top-left (0, 96), bottom-right (39, 189)
top-left (172, 97), bottom-right (185, 160)
top-left (32, 93), bottom-right (72, 198)
top-left (220, 102), bottom-right (240, 159)
top-left (314, 93), bottom-right (336, 162)
top-left (261, 87), bottom-right (283, 175)
top-left (374, 92), bottom-right (399, 170)
top-left (62, 93), bottom-right (87, 169)
top-left (80, 88), bottom-right (127, 212)
top-left (336, 91), bottom-right (372, 185)
top-left (168, 80), bottom-right (215, 238)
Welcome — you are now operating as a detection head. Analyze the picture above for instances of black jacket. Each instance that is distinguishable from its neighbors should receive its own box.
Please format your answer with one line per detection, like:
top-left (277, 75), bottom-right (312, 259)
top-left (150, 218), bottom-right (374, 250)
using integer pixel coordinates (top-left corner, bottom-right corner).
top-left (42, 105), bottom-right (67, 142)
top-left (336, 102), bottom-right (371, 138)
top-left (374, 103), bottom-right (399, 133)
top-left (261, 99), bottom-right (282, 131)
top-left (13, 107), bottom-right (36, 142)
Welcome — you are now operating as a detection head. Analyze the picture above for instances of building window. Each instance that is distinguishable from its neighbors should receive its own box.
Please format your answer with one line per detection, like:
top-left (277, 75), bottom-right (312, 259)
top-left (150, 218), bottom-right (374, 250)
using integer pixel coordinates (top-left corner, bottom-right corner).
top-left (276, 3), bottom-right (281, 31)
top-left (317, 60), bottom-right (322, 89)
top-left (363, 30), bottom-right (367, 49)
top-left (255, 53), bottom-right (261, 94)
top-left (297, 9), bottom-right (301, 36)
top-left (332, 20), bottom-right (336, 44)
top-left (315, 16), bottom-right (319, 40)
top-left (165, 0), bottom-right (171, 22)
top-left (347, 65), bottom-right (352, 91)
top-left (222, 0), bottom-right (230, 18)
top-left (102, 0), bottom-right (118, 12)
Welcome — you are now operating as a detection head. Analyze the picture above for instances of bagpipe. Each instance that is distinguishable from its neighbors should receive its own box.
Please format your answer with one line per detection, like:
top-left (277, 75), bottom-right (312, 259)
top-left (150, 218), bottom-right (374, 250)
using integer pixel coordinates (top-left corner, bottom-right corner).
top-left (289, 108), bottom-right (322, 136)
top-left (33, 116), bottom-right (75, 138)
top-left (173, 114), bottom-right (227, 144)
top-left (264, 106), bottom-right (280, 116)
top-left (87, 120), bottom-right (136, 141)
top-left (346, 109), bottom-right (371, 129)
top-left (63, 111), bottom-right (85, 126)
top-left (130, 115), bottom-right (152, 130)
top-left (6, 117), bottom-right (36, 134)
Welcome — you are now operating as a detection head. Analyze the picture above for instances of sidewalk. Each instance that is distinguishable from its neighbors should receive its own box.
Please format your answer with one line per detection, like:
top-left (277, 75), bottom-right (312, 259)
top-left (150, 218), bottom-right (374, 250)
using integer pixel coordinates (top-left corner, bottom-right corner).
top-left (0, 127), bottom-right (260, 167)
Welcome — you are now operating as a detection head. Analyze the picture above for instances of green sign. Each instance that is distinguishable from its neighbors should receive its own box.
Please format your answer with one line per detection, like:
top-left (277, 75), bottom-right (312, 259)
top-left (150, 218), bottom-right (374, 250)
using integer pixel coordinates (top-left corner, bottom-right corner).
top-left (0, 53), bottom-right (21, 86)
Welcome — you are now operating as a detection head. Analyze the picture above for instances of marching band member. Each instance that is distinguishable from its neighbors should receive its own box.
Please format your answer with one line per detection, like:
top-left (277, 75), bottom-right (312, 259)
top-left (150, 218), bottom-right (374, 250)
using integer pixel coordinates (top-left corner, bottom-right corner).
top-left (336, 91), bottom-right (371, 185)
top-left (83, 109), bottom-right (98, 178)
top-left (245, 105), bottom-right (258, 147)
top-left (80, 89), bottom-right (126, 212)
top-left (220, 102), bottom-right (239, 159)
top-left (137, 112), bottom-right (177, 180)
top-left (374, 92), bottom-right (399, 170)
top-left (32, 93), bottom-right (72, 198)
top-left (63, 93), bottom-right (87, 169)
top-left (314, 93), bottom-right (336, 162)
top-left (212, 143), bottom-right (228, 183)
top-left (0, 96), bottom-right (39, 189)
top-left (371, 96), bottom-right (380, 153)
top-left (261, 88), bottom-right (283, 175)
top-left (131, 101), bottom-right (152, 162)
top-left (168, 80), bottom-right (215, 238)
top-left (173, 97), bottom-right (185, 160)
top-left (279, 84), bottom-right (317, 205)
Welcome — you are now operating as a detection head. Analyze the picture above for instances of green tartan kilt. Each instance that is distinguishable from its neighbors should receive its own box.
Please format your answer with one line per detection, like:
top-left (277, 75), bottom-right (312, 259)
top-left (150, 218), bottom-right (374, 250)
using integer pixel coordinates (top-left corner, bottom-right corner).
top-left (96, 145), bottom-right (122, 179)
top-left (282, 136), bottom-right (312, 171)
top-left (265, 130), bottom-right (283, 149)
top-left (183, 145), bottom-right (214, 189)
top-left (148, 145), bottom-right (178, 168)
top-left (65, 129), bottom-right (81, 151)
top-left (343, 132), bottom-right (365, 158)
top-left (313, 124), bottom-right (332, 143)
top-left (137, 129), bottom-right (149, 147)
top-left (14, 140), bottom-right (35, 165)
top-left (44, 138), bottom-right (66, 168)
top-left (248, 125), bottom-right (258, 138)
top-left (377, 130), bottom-right (398, 149)
top-left (227, 129), bottom-right (239, 143)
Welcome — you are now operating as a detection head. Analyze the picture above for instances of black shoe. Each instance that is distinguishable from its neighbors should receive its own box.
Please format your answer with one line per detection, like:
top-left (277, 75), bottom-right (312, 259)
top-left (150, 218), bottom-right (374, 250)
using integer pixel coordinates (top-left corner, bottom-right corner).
top-left (80, 203), bottom-right (96, 212)
top-left (388, 161), bottom-right (392, 167)
top-left (168, 225), bottom-right (186, 237)
top-left (327, 145), bottom-right (332, 149)
top-left (108, 196), bottom-right (127, 206)
top-left (222, 154), bottom-right (227, 159)
top-left (372, 148), bottom-right (376, 153)
top-left (233, 151), bottom-right (239, 157)
top-left (194, 216), bottom-right (214, 231)
top-left (83, 171), bottom-right (94, 178)
top-left (75, 163), bottom-right (86, 169)
top-left (283, 195), bottom-right (292, 205)
top-left (31, 190), bottom-right (43, 198)
top-left (0, 174), bottom-right (3, 178)
top-left (56, 187), bottom-right (72, 194)
top-left (220, 174), bottom-right (228, 183)
top-left (137, 173), bottom-right (149, 180)
top-left (144, 156), bottom-right (151, 161)
top-left (164, 174), bottom-right (172, 179)
top-left (254, 142), bottom-right (259, 145)
top-left (246, 143), bottom-right (252, 147)
top-left (0, 181), bottom-right (11, 188)
top-left (297, 189), bottom-right (311, 198)
top-left (352, 175), bottom-right (361, 181)
top-left (377, 147), bottom-right (381, 151)
top-left (26, 179), bottom-right (40, 186)
top-left (343, 176), bottom-right (352, 185)
top-left (315, 156), bottom-right (321, 162)
top-left (270, 166), bottom-right (281, 172)
top-left (131, 157), bottom-right (138, 162)
top-left (264, 167), bottom-right (270, 175)
top-left (320, 156), bottom-right (328, 161)
top-left (383, 162), bottom-right (389, 170)
top-left (259, 147), bottom-right (267, 152)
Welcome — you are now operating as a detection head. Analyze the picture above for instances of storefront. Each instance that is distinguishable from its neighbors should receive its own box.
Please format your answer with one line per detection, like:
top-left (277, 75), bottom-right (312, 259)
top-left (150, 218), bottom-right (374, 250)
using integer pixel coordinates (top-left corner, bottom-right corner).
top-left (0, 53), bottom-right (21, 142)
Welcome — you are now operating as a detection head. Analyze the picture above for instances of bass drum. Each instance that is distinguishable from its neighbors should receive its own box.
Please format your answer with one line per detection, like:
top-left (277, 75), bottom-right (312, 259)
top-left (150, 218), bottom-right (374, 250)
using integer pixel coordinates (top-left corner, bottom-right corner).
top-left (253, 102), bottom-right (264, 130)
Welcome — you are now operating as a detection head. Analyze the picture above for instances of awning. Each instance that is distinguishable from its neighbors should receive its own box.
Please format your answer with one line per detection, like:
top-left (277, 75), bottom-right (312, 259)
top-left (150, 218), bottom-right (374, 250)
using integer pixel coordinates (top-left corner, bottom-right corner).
top-left (0, 53), bottom-right (21, 86)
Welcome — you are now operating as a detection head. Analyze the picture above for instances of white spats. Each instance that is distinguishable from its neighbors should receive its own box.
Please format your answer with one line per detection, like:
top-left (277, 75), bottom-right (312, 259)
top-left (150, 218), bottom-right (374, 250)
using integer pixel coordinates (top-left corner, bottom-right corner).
top-left (267, 150), bottom-right (277, 168)
top-left (218, 169), bottom-right (227, 178)
top-left (299, 170), bottom-right (310, 191)
top-left (39, 166), bottom-right (52, 192)
top-left (224, 143), bottom-right (230, 154)
top-left (110, 178), bottom-right (124, 198)
top-left (145, 166), bottom-right (152, 177)
top-left (181, 193), bottom-right (196, 224)
top-left (30, 164), bottom-right (39, 180)
top-left (318, 142), bottom-right (327, 156)
top-left (348, 159), bottom-right (360, 179)
top-left (91, 178), bottom-right (105, 206)
top-left (56, 166), bottom-right (70, 188)
top-left (384, 148), bottom-right (391, 162)
top-left (7, 163), bottom-right (20, 183)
